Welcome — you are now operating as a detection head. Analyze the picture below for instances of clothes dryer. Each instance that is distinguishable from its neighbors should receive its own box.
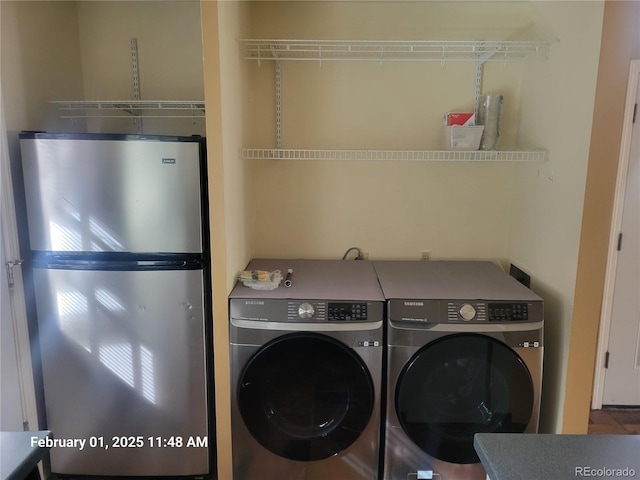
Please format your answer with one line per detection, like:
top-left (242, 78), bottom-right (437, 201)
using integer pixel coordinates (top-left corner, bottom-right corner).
top-left (373, 261), bottom-right (543, 480)
top-left (229, 259), bottom-right (384, 480)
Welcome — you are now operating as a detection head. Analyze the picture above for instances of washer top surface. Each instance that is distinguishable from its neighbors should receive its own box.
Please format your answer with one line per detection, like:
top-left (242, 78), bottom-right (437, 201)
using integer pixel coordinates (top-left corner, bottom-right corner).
top-left (229, 259), bottom-right (384, 301)
top-left (373, 260), bottom-right (542, 302)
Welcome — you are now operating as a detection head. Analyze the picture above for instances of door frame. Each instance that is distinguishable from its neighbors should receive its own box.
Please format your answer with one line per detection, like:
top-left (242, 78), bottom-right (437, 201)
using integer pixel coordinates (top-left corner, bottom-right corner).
top-left (592, 60), bottom-right (640, 409)
top-left (0, 94), bottom-right (40, 430)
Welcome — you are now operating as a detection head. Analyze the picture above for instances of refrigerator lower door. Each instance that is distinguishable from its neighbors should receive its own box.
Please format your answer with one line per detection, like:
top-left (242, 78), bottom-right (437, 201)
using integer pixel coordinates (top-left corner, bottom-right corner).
top-left (34, 267), bottom-right (209, 476)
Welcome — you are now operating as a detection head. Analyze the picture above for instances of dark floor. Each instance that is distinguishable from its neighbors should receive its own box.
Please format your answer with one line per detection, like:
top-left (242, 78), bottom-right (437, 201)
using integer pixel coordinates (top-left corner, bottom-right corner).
top-left (588, 408), bottom-right (640, 434)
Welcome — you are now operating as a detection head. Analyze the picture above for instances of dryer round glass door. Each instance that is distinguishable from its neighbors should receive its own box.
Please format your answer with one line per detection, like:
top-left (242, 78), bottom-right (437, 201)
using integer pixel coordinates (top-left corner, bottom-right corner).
top-left (395, 333), bottom-right (534, 464)
top-left (238, 332), bottom-right (375, 461)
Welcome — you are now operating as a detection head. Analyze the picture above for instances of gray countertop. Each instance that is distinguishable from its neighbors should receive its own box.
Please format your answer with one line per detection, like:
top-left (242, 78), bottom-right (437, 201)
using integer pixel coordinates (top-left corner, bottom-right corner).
top-left (1, 431), bottom-right (52, 480)
top-left (474, 434), bottom-right (640, 480)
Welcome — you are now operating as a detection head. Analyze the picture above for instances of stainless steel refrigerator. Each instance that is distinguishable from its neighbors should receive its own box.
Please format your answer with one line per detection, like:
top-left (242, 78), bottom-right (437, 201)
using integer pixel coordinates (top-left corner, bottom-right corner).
top-left (19, 132), bottom-right (214, 478)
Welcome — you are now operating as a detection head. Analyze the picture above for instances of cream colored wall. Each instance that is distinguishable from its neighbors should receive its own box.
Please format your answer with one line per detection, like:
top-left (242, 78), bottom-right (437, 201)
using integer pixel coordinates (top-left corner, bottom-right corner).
top-left (3, 1), bottom-right (222, 473)
top-left (563, 0), bottom-right (640, 433)
top-left (2, 2), bottom-right (622, 477)
top-left (249, 160), bottom-right (514, 261)
top-left (75, 1), bottom-right (205, 136)
top-left (202, 1), bottom-right (253, 478)
top-left (246, 1), bottom-right (535, 263)
top-left (1, 0), bottom-right (84, 448)
top-left (201, 3), bottom-right (229, 478)
top-left (1, 1), bottom-right (205, 137)
top-left (247, 2), bottom-right (529, 152)
top-left (243, 0), bottom-right (605, 436)
top-left (1, 1), bottom-right (85, 135)
top-left (216, 1), bottom-right (252, 289)
top-left (507, 1), bottom-right (605, 432)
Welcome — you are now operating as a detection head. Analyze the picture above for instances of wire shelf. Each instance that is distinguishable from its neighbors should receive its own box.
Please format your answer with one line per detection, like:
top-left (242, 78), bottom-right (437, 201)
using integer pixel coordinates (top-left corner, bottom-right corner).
top-left (241, 148), bottom-right (548, 162)
top-left (240, 39), bottom-right (552, 64)
top-left (51, 100), bottom-right (206, 119)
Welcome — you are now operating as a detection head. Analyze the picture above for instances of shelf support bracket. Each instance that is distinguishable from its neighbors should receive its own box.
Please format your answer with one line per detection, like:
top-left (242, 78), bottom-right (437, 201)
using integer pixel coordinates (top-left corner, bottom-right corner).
top-left (474, 43), bottom-right (485, 115)
top-left (474, 60), bottom-right (483, 115)
top-left (275, 60), bottom-right (282, 149)
top-left (130, 38), bottom-right (142, 134)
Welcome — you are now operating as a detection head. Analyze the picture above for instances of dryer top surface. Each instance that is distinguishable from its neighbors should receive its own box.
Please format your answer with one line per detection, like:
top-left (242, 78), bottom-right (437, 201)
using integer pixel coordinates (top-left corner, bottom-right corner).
top-left (373, 260), bottom-right (542, 302)
top-left (229, 259), bottom-right (384, 301)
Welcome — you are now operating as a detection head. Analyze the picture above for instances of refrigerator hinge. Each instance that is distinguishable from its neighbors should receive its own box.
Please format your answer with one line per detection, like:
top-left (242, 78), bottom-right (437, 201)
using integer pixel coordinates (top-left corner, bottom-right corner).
top-left (23, 421), bottom-right (30, 431)
top-left (604, 351), bottom-right (610, 369)
top-left (6, 259), bottom-right (24, 289)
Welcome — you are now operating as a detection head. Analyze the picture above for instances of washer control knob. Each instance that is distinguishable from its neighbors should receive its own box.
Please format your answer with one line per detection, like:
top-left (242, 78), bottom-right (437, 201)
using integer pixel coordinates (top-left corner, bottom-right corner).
top-left (459, 303), bottom-right (476, 321)
top-left (298, 302), bottom-right (315, 319)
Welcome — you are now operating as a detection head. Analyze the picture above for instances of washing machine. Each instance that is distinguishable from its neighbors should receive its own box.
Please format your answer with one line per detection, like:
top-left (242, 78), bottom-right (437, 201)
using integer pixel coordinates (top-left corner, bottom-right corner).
top-left (373, 260), bottom-right (543, 480)
top-left (229, 259), bottom-right (385, 480)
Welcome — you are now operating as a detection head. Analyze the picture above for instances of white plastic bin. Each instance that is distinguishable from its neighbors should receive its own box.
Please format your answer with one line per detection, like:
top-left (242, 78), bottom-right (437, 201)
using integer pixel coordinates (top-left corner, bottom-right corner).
top-left (442, 126), bottom-right (484, 151)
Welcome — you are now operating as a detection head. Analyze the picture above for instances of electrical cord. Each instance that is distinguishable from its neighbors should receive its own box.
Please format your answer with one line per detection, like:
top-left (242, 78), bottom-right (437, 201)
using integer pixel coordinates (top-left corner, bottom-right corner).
top-left (342, 247), bottom-right (364, 260)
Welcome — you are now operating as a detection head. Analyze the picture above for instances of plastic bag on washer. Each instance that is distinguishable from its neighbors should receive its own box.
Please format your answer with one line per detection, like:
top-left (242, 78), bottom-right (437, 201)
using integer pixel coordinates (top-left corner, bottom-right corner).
top-left (238, 269), bottom-right (282, 290)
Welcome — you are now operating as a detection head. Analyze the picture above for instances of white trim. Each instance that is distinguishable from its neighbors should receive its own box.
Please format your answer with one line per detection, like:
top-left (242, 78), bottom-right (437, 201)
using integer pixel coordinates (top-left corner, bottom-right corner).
top-left (0, 93), bottom-right (40, 431)
top-left (591, 60), bottom-right (640, 409)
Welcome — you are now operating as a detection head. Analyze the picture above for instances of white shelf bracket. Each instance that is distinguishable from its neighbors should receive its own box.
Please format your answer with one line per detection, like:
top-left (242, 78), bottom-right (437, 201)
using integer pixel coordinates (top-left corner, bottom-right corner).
top-left (474, 42), bottom-right (487, 115)
top-left (130, 38), bottom-right (142, 133)
top-left (190, 104), bottom-right (199, 125)
top-left (275, 60), bottom-right (282, 149)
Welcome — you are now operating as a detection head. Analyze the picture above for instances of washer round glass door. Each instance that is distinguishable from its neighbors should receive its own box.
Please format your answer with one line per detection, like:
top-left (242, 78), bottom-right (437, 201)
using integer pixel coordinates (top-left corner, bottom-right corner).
top-left (396, 333), bottom-right (534, 464)
top-left (238, 332), bottom-right (375, 461)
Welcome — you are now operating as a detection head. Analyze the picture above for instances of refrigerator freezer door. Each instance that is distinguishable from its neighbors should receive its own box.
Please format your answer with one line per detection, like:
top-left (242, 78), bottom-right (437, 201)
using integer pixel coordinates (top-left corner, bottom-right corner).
top-left (34, 267), bottom-right (209, 476)
top-left (21, 137), bottom-right (203, 253)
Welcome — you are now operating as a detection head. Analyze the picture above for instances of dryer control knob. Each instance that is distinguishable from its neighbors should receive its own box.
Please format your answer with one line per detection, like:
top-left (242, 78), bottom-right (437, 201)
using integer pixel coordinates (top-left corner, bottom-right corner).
top-left (459, 303), bottom-right (476, 321)
top-left (298, 302), bottom-right (315, 319)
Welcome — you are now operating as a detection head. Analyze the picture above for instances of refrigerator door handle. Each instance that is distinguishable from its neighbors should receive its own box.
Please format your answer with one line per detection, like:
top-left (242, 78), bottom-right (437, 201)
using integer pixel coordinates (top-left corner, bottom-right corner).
top-left (41, 258), bottom-right (193, 271)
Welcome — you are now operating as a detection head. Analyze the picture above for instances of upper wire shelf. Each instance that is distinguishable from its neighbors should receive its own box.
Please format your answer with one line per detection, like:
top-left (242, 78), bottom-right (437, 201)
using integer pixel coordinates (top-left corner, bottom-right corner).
top-left (240, 39), bottom-right (552, 64)
top-left (51, 100), bottom-right (205, 119)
